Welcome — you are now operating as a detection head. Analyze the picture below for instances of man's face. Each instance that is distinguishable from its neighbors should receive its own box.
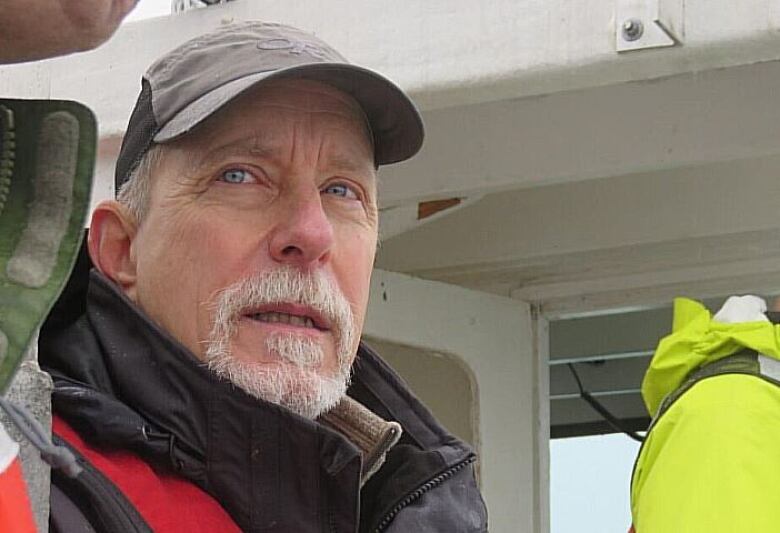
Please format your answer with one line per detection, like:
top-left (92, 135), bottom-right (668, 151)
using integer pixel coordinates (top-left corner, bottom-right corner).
top-left (128, 80), bottom-right (378, 417)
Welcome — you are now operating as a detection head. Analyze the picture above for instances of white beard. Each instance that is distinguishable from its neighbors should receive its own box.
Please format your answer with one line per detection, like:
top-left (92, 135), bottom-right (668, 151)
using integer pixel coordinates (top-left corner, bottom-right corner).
top-left (204, 267), bottom-right (355, 419)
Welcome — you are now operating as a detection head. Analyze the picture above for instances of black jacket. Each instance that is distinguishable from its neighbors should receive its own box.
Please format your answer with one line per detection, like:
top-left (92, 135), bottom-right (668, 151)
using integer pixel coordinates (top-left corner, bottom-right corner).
top-left (40, 270), bottom-right (488, 532)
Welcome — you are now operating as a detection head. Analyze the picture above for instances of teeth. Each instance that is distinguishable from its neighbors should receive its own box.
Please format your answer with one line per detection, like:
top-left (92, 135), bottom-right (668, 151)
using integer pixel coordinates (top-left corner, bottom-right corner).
top-left (252, 312), bottom-right (316, 328)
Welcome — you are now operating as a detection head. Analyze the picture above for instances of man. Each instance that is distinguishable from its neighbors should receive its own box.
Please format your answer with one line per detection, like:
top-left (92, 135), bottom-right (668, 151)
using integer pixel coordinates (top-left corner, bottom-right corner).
top-left (40, 22), bottom-right (488, 532)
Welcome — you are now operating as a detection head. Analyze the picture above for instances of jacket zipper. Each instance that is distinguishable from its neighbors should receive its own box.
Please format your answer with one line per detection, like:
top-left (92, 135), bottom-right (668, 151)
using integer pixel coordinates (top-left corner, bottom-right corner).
top-left (373, 455), bottom-right (476, 533)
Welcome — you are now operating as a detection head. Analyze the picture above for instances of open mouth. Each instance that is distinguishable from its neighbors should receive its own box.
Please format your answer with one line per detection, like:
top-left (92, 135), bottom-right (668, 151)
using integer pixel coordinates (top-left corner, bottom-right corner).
top-left (243, 306), bottom-right (329, 332)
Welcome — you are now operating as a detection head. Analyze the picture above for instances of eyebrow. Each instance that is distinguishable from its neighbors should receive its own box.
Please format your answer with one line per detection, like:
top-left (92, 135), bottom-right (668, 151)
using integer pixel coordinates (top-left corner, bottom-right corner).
top-left (195, 144), bottom-right (278, 169)
top-left (199, 144), bottom-right (374, 174)
top-left (326, 153), bottom-right (376, 178)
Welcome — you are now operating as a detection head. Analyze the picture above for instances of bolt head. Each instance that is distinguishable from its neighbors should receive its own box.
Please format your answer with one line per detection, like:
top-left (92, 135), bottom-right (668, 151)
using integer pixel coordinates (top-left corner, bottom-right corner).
top-left (622, 18), bottom-right (644, 41)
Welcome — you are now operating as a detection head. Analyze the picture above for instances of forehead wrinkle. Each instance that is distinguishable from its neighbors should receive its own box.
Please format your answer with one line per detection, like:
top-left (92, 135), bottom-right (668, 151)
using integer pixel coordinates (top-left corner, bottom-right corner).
top-left (277, 112), bottom-right (372, 175)
top-left (172, 89), bottom-right (374, 177)
top-left (189, 106), bottom-right (365, 155)
top-left (196, 143), bottom-right (278, 169)
top-left (326, 153), bottom-right (375, 177)
top-left (258, 99), bottom-right (373, 161)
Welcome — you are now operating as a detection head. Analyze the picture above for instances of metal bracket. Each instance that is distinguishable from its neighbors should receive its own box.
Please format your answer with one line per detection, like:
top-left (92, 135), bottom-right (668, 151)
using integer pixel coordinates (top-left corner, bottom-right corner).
top-left (615, 0), bottom-right (683, 52)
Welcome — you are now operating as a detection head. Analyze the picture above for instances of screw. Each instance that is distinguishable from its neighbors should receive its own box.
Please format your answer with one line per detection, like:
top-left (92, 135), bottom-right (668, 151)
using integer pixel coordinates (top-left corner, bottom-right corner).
top-left (622, 18), bottom-right (644, 41)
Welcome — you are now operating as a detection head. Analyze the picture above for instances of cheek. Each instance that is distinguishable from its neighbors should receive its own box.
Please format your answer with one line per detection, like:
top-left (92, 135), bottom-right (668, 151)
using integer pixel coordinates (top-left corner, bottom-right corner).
top-left (334, 227), bottom-right (377, 329)
top-left (135, 209), bottom-right (267, 354)
top-left (162, 208), bottom-right (265, 273)
top-left (180, 213), bottom-right (269, 303)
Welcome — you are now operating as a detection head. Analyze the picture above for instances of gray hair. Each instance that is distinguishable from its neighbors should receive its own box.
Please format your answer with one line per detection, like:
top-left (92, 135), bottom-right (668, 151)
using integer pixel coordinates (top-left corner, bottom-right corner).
top-left (116, 144), bottom-right (164, 223)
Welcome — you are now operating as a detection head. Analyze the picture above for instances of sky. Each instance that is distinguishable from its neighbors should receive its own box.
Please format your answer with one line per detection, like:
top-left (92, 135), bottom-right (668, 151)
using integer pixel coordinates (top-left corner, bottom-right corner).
top-left (121, 2), bottom-right (642, 532)
top-left (551, 434), bottom-right (639, 533)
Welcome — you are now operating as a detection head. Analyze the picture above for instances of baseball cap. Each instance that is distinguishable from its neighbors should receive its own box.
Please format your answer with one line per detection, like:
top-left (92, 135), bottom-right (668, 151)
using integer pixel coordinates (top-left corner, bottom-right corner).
top-left (115, 21), bottom-right (424, 192)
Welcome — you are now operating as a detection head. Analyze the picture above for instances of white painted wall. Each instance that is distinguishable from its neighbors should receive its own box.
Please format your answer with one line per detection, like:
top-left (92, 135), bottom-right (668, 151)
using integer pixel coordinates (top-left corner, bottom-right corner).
top-left (5, 0), bottom-right (780, 120)
top-left (365, 270), bottom-right (547, 533)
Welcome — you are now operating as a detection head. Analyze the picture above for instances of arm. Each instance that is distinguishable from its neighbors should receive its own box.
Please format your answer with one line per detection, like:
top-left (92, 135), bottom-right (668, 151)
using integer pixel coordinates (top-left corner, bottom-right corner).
top-left (0, 0), bottom-right (138, 64)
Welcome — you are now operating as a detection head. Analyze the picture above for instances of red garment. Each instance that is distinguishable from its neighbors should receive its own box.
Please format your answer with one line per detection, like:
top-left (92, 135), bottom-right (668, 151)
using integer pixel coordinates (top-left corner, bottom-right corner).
top-left (53, 416), bottom-right (240, 533)
top-left (0, 458), bottom-right (36, 532)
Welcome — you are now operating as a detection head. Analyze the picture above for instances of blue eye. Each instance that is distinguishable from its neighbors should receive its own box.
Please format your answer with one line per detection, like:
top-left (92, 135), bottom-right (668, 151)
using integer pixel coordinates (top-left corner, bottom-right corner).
top-left (219, 168), bottom-right (252, 184)
top-left (323, 183), bottom-right (358, 199)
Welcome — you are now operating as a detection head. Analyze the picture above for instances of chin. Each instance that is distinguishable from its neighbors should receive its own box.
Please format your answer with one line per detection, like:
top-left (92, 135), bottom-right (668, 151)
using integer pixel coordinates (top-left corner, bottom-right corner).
top-left (208, 353), bottom-right (349, 419)
top-left (205, 333), bottom-right (351, 419)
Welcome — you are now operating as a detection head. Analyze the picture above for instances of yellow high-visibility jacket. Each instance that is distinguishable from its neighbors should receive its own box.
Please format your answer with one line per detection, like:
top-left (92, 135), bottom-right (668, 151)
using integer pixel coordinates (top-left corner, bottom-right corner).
top-left (631, 298), bottom-right (780, 532)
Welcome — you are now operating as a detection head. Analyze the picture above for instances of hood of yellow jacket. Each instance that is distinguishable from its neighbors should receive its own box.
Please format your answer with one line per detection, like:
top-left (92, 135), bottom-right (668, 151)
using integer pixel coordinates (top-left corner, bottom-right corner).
top-left (642, 297), bottom-right (780, 417)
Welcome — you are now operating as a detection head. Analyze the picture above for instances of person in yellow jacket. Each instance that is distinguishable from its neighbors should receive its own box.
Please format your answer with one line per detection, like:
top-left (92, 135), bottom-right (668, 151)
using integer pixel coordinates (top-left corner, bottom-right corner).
top-left (631, 295), bottom-right (780, 532)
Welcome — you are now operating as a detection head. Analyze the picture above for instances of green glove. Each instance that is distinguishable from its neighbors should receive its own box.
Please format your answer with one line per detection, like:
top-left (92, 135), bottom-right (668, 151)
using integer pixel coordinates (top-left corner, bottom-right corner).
top-left (0, 99), bottom-right (96, 392)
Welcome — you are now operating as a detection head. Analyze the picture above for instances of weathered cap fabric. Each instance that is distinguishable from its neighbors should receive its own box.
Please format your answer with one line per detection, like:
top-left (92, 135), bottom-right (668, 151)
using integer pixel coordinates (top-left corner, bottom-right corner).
top-left (115, 21), bottom-right (424, 192)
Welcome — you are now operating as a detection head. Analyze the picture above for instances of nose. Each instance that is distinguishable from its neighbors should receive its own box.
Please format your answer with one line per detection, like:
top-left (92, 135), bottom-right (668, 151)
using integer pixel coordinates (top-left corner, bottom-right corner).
top-left (269, 186), bottom-right (334, 268)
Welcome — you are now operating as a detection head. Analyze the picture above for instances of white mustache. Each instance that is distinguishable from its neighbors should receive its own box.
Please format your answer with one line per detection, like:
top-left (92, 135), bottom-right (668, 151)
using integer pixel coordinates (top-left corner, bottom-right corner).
top-left (210, 266), bottom-right (355, 365)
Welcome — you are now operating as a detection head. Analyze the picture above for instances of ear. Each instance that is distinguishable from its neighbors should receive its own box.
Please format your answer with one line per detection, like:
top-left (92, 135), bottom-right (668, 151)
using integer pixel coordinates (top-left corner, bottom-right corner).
top-left (88, 200), bottom-right (139, 300)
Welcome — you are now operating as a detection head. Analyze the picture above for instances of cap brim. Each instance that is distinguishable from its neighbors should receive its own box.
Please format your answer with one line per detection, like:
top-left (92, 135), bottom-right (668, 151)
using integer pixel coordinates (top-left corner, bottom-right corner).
top-left (154, 63), bottom-right (423, 165)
